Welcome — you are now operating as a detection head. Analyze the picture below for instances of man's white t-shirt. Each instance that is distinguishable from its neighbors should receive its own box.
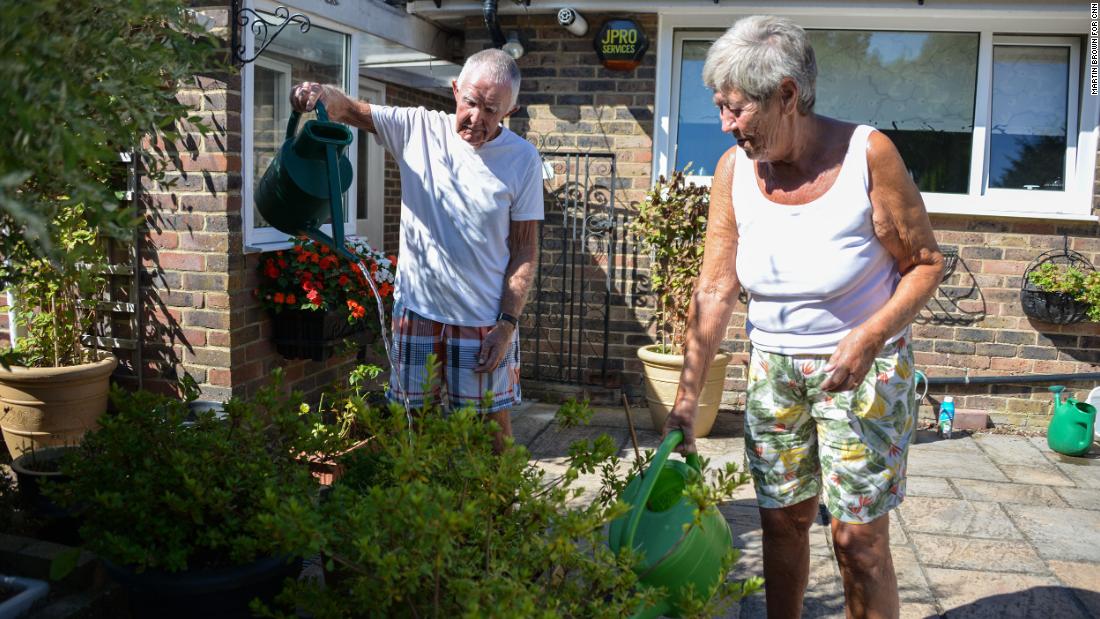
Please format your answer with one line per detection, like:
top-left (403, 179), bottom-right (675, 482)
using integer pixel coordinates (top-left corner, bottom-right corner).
top-left (370, 105), bottom-right (544, 327)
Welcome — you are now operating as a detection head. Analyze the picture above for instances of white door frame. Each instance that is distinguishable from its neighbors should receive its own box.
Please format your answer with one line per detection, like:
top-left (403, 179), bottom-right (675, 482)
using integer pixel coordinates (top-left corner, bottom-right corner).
top-left (356, 77), bottom-right (387, 249)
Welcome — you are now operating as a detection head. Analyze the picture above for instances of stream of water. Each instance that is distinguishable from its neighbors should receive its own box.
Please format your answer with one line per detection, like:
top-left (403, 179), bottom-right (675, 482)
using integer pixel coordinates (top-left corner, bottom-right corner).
top-left (352, 259), bottom-right (413, 438)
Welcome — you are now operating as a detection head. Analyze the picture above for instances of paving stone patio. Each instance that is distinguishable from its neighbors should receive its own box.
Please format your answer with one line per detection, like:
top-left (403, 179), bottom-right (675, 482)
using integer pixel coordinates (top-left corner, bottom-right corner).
top-left (515, 401), bottom-right (1100, 619)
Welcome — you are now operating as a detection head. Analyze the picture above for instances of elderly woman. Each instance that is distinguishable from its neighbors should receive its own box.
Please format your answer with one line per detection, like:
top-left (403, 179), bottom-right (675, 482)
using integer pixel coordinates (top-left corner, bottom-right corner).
top-left (662, 15), bottom-right (944, 619)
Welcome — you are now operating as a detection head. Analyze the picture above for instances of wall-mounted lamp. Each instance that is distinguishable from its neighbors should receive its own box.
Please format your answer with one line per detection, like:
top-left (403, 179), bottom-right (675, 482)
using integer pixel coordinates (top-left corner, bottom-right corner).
top-left (557, 8), bottom-right (588, 37)
top-left (502, 31), bottom-right (525, 59)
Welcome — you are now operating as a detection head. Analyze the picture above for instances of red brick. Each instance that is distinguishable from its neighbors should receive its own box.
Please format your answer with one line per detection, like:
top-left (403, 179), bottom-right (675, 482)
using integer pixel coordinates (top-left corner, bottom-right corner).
top-left (154, 252), bottom-right (205, 272)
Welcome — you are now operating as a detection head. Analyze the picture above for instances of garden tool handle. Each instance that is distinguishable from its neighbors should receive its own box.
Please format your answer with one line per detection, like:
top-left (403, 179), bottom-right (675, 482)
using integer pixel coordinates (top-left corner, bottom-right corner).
top-left (285, 101), bottom-right (330, 141)
top-left (622, 430), bottom-right (704, 551)
top-left (302, 142), bottom-right (355, 263)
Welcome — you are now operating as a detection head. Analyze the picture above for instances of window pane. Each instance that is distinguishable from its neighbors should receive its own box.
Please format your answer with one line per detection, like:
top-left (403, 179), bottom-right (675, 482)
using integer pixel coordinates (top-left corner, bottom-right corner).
top-left (810, 31), bottom-right (979, 194)
top-left (989, 45), bottom-right (1069, 191)
top-left (252, 20), bottom-right (349, 230)
top-left (674, 41), bottom-right (728, 176)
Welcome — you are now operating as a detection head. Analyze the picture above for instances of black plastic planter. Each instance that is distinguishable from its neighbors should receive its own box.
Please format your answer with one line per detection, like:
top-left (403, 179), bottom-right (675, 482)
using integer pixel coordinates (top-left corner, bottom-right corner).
top-left (270, 309), bottom-right (366, 362)
top-left (1020, 287), bottom-right (1089, 325)
top-left (103, 555), bottom-right (301, 619)
top-left (10, 447), bottom-right (82, 545)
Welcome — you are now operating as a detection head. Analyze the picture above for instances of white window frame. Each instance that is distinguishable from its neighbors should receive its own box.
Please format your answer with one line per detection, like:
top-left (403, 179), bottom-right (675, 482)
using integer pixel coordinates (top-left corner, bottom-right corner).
top-left (356, 77), bottom-right (387, 250)
top-left (242, 0), bottom-right (360, 251)
top-left (655, 9), bottom-right (1100, 221)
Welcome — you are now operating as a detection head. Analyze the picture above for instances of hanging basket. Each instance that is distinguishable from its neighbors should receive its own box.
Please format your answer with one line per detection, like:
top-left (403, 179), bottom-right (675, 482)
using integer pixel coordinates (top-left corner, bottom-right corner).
top-left (1020, 240), bottom-right (1094, 325)
top-left (270, 309), bottom-right (367, 362)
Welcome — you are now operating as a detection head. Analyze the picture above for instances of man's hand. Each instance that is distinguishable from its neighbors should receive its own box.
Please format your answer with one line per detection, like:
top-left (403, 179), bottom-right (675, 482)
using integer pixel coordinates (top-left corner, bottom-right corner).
top-left (820, 326), bottom-right (884, 392)
top-left (662, 402), bottom-right (698, 454)
top-left (290, 82), bottom-right (350, 121)
top-left (475, 322), bottom-right (514, 373)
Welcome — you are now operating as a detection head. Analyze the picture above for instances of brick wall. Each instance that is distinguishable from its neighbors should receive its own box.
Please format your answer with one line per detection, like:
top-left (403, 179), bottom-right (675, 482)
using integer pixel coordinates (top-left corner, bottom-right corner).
top-left (464, 12), bottom-right (1100, 423)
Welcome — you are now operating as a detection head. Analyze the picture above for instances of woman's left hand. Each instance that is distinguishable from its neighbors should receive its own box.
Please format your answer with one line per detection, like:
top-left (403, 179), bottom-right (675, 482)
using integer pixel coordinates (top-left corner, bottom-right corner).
top-left (820, 327), bottom-right (884, 392)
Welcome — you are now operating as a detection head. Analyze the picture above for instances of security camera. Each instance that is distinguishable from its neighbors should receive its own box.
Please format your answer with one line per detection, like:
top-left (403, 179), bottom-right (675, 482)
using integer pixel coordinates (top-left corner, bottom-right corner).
top-left (557, 8), bottom-right (588, 37)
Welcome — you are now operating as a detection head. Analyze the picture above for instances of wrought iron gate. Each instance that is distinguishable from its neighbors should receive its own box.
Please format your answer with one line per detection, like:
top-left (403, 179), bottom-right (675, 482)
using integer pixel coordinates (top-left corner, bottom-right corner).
top-left (524, 150), bottom-right (619, 386)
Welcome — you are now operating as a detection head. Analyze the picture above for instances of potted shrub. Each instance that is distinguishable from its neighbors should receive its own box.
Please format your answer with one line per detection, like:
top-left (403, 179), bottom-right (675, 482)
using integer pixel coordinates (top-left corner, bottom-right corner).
top-left (1023, 262), bottom-right (1099, 324)
top-left (255, 236), bottom-right (396, 362)
top-left (49, 372), bottom-right (321, 618)
top-left (0, 2), bottom-right (219, 459)
top-left (631, 170), bottom-right (731, 436)
top-left (0, 204), bottom-right (118, 458)
top-left (260, 388), bottom-right (762, 618)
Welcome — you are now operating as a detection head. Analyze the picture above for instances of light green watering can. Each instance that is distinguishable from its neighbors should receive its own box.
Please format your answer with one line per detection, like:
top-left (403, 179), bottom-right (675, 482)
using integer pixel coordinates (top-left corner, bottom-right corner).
top-left (608, 430), bottom-right (733, 619)
top-left (1047, 386), bottom-right (1097, 457)
top-left (255, 101), bottom-right (355, 261)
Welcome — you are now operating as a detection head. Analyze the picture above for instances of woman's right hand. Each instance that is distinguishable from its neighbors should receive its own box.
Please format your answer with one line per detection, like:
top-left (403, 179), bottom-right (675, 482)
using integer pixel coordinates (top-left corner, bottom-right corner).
top-left (662, 402), bottom-right (698, 454)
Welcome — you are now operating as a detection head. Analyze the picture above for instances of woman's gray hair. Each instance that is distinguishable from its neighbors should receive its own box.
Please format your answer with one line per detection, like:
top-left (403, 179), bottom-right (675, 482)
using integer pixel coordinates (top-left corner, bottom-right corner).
top-left (702, 15), bottom-right (817, 114)
top-left (457, 48), bottom-right (521, 108)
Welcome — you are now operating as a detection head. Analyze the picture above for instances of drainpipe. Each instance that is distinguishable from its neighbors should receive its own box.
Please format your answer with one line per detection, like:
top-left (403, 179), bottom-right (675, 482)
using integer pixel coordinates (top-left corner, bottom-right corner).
top-left (924, 372), bottom-right (1100, 386)
top-left (482, 0), bottom-right (507, 49)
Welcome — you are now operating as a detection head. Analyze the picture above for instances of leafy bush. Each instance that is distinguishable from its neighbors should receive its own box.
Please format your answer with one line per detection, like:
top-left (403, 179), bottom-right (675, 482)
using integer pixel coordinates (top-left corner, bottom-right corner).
top-left (631, 170), bottom-right (710, 353)
top-left (51, 372), bottom-right (322, 572)
top-left (258, 362), bottom-right (760, 618)
top-left (0, 0), bottom-right (221, 367)
top-left (1028, 262), bottom-right (1100, 321)
top-left (0, 0), bottom-right (220, 258)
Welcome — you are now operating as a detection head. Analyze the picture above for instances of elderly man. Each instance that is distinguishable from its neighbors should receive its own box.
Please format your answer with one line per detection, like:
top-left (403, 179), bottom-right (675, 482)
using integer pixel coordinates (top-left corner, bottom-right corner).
top-left (291, 49), bottom-right (542, 452)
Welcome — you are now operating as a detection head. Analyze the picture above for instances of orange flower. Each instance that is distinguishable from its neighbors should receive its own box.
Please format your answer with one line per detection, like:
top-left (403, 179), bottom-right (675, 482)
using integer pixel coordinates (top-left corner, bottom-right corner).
top-left (273, 292), bottom-right (285, 304)
top-left (388, 254), bottom-right (397, 265)
top-left (379, 282), bottom-right (393, 298)
top-left (310, 253), bottom-right (320, 264)
top-left (307, 289), bottom-right (321, 306)
top-left (286, 293), bottom-right (297, 305)
top-left (297, 253), bottom-right (309, 263)
top-left (338, 274), bottom-right (349, 287)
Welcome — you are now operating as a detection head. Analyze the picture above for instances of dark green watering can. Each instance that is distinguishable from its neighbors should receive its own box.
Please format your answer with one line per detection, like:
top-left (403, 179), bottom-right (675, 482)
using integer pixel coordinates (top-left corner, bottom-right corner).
top-left (609, 430), bottom-right (733, 619)
top-left (1047, 385), bottom-right (1097, 457)
top-left (255, 101), bottom-right (355, 261)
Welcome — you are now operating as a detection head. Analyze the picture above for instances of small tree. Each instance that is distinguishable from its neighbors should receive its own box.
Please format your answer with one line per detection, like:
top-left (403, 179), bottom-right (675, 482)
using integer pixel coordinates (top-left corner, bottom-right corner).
top-left (0, 0), bottom-right (222, 365)
top-left (631, 170), bottom-right (710, 353)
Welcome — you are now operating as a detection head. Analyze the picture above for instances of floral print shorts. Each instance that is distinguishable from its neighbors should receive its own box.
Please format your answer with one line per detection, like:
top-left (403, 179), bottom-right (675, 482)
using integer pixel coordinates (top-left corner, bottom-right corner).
top-left (744, 337), bottom-right (917, 524)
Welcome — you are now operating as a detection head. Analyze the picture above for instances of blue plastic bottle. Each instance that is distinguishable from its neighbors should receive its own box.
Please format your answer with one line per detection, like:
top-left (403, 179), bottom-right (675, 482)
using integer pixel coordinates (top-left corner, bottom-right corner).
top-left (938, 396), bottom-right (955, 438)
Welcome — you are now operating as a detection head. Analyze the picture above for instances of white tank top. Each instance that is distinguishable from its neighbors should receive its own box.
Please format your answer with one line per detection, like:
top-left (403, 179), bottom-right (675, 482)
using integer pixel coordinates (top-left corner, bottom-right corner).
top-left (733, 124), bottom-right (902, 354)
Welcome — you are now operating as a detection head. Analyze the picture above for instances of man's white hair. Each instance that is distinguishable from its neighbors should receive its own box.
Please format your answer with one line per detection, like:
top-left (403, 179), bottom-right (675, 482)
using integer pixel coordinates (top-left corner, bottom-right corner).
top-left (457, 48), bottom-right (521, 108)
top-left (702, 15), bottom-right (817, 113)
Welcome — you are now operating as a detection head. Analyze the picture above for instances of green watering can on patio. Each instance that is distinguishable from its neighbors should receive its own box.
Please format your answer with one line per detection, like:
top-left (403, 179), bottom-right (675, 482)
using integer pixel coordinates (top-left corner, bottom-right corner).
top-left (608, 430), bottom-right (733, 619)
top-left (1047, 385), bottom-right (1097, 457)
top-left (255, 101), bottom-right (356, 261)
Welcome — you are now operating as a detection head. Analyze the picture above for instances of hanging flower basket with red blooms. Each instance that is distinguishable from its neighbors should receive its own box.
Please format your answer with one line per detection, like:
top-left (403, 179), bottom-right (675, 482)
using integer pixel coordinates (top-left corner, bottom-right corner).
top-left (255, 237), bottom-right (397, 361)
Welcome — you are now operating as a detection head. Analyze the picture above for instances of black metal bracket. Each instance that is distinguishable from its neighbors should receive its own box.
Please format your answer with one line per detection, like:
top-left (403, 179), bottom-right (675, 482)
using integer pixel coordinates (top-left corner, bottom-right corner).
top-left (230, 1), bottom-right (312, 65)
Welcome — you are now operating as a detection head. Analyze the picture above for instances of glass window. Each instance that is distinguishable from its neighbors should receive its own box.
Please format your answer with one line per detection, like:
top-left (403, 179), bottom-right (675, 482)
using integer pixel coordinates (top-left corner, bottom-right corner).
top-left (673, 40), bottom-right (728, 177)
top-left (250, 18), bottom-right (350, 232)
top-left (809, 31), bottom-right (979, 194)
top-left (988, 45), bottom-right (1069, 191)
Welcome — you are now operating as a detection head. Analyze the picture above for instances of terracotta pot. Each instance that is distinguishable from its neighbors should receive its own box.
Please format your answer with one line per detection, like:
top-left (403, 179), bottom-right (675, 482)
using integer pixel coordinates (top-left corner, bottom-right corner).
top-left (0, 354), bottom-right (117, 459)
top-left (636, 346), bottom-right (731, 438)
top-left (302, 436), bottom-right (377, 485)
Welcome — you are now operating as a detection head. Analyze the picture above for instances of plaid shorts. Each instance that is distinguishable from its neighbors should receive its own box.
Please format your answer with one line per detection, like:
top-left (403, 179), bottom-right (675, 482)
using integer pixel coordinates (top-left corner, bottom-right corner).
top-left (387, 299), bottom-right (521, 414)
top-left (744, 337), bottom-right (917, 524)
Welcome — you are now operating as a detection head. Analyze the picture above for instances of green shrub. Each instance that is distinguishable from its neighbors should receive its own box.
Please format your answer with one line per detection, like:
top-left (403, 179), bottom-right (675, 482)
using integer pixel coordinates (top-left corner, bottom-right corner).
top-left (631, 169), bottom-right (710, 353)
top-left (51, 371), bottom-right (321, 572)
top-left (258, 364), bottom-right (760, 618)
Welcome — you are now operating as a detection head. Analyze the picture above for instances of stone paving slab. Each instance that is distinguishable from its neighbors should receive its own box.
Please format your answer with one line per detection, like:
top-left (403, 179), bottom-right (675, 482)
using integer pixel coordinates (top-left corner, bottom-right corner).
top-left (951, 478), bottom-right (1069, 507)
top-left (996, 463), bottom-right (1076, 486)
top-left (1047, 561), bottom-right (1100, 618)
top-left (1055, 486), bottom-right (1100, 510)
top-left (905, 476), bottom-right (958, 499)
top-left (905, 450), bottom-right (1009, 482)
top-left (910, 533), bottom-right (1047, 574)
top-left (1001, 504), bottom-right (1100, 562)
top-left (896, 496), bottom-right (1022, 540)
top-left (925, 568), bottom-right (1090, 619)
top-left (972, 434), bottom-right (1050, 466)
